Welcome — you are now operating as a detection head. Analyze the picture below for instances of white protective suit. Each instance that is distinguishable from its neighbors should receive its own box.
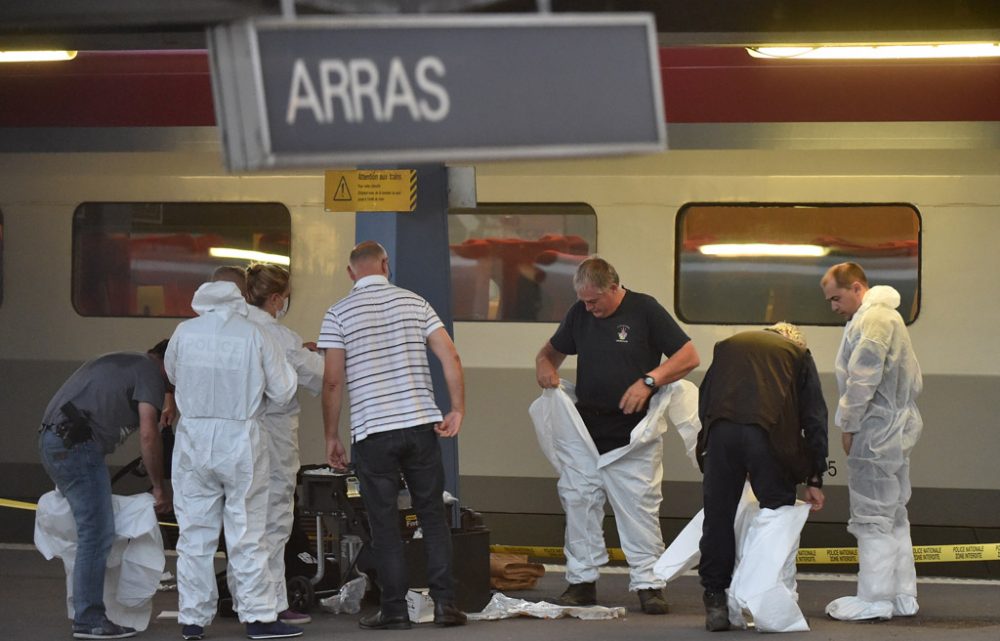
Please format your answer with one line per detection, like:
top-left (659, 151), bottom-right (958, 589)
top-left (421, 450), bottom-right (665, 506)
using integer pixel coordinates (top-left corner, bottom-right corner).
top-left (35, 491), bottom-right (165, 632)
top-left (529, 379), bottom-right (700, 591)
top-left (826, 285), bottom-right (923, 621)
top-left (166, 281), bottom-right (297, 626)
top-left (246, 304), bottom-right (324, 612)
top-left (653, 484), bottom-right (811, 633)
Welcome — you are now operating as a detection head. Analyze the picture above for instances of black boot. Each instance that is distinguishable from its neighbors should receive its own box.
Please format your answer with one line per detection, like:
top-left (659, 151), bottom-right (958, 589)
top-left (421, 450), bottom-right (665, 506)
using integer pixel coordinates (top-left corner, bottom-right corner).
top-left (703, 590), bottom-right (730, 632)
top-left (557, 582), bottom-right (597, 606)
top-left (638, 587), bottom-right (669, 614)
top-left (433, 602), bottom-right (467, 627)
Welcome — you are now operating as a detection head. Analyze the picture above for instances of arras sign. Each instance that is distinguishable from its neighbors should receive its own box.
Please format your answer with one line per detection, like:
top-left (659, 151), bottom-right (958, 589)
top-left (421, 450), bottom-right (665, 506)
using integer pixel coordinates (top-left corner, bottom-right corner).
top-left (208, 14), bottom-right (665, 171)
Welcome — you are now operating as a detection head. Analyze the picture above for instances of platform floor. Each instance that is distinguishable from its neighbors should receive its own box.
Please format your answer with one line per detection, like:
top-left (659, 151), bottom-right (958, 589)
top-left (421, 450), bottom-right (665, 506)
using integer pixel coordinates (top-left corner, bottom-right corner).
top-left (4, 544), bottom-right (1000, 641)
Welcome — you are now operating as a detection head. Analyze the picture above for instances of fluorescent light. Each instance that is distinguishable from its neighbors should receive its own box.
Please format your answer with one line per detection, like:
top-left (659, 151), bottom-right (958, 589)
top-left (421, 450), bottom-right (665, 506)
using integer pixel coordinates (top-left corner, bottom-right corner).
top-left (0, 50), bottom-right (77, 63)
top-left (209, 247), bottom-right (290, 266)
top-left (698, 244), bottom-right (829, 258)
top-left (747, 43), bottom-right (1000, 60)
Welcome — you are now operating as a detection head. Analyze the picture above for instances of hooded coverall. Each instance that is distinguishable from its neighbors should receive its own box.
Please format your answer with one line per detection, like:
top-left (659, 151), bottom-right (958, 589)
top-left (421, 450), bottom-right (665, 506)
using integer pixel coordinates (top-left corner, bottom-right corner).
top-left (826, 285), bottom-right (923, 621)
top-left (166, 282), bottom-right (297, 626)
top-left (246, 304), bottom-right (324, 613)
top-left (530, 379), bottom-right (700, 591)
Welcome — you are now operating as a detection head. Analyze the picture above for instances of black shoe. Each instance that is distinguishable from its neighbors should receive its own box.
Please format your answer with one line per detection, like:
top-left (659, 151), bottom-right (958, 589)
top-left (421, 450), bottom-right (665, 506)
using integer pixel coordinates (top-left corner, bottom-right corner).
top-left (245, 621), bottom-right (303, 639)
top-left (358, 610), bottom-right (412, 630)
top-left (433, 602), bottom-right (467, 627)
top-left (703, 590), bottom-right (731, 632)
top-left (557, 582), bottom-right (597, 607)
top-left (72, 621), bottom-right (137, 640)
top-left (181, 624), bottom-right (204, 640)
top-left (638, 588), bottom-right (669, 614)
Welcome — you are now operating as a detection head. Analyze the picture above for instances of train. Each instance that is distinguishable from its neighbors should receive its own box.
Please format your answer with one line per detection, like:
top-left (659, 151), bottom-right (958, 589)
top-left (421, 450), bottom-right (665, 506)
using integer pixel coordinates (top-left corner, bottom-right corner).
top-left (1, 48), bottom-right (998, 577)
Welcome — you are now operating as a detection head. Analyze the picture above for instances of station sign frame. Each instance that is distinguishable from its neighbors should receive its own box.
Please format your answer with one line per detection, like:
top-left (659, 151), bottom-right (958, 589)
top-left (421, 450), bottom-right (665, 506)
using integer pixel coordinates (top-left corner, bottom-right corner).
top-left (208, 14), bottom-right (665, 171)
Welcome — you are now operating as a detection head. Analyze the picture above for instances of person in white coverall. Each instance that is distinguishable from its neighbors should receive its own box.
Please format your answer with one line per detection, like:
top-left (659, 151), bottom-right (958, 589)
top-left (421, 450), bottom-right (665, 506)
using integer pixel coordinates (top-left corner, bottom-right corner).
top-left (820, 262), bottom-right (923, 621)
top-left (244, 263), bottom-right (325, 626)
top-left (166, 281), bottom-right (301, 641)
top-left (535, 257), bottom-right (699, 614)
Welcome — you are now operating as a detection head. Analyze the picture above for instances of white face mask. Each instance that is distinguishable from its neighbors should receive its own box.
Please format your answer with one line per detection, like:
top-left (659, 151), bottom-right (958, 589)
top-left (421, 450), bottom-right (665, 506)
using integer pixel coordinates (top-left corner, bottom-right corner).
top-left (276, 295), bottom-right (289, 319)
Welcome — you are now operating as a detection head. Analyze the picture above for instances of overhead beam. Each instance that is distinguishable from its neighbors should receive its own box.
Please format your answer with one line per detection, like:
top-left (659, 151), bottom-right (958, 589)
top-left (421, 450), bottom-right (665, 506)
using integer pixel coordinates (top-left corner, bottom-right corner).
top-left (1, 0), bottom-right (999, 50)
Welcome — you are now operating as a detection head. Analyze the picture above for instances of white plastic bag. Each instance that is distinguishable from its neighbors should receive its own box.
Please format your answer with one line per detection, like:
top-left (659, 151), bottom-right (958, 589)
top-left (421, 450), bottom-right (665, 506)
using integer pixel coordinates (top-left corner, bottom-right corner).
top-left (34, 490), bottom-right (165, 631)
top-left (319, 574), bottom-right (367, 615)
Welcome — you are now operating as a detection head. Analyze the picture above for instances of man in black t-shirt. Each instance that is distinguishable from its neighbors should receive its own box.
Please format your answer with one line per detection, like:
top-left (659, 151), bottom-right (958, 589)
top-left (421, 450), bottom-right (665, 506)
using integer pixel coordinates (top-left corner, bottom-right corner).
top-left (535, 257), bottom-right (699, 614)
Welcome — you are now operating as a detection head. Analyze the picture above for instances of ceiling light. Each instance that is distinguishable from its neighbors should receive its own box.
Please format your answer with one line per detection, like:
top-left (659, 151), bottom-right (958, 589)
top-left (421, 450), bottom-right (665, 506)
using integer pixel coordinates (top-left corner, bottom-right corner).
top-left (747, 43), bottom-right (1000, 60)
top-left (209, 247), bottom-right (290, 266)
top-left (698, 244), bottom-right (829, 258)
top-left (0, 50), bottom-right (78, 63)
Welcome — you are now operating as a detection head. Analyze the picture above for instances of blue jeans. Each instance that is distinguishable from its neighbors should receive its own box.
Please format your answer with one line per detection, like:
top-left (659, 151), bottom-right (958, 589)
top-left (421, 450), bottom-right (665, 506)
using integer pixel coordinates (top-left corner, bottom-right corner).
top-left (353, 424), bottom-right (453, 617)
top-left (39, 429), bottom-right (115, 627)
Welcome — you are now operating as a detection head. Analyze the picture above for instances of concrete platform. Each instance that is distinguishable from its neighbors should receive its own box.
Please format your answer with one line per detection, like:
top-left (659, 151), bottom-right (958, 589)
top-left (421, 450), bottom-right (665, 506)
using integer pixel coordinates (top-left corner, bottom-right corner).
top-left (4, 545), bottom-right (1000, 641)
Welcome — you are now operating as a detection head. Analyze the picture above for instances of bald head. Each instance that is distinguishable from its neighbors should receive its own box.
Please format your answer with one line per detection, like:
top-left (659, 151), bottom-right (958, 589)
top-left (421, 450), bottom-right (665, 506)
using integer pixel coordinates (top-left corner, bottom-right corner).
top-left (348, 241), bottom-right (389, 282)
top-left (211, 265), bottom-right (247, 296)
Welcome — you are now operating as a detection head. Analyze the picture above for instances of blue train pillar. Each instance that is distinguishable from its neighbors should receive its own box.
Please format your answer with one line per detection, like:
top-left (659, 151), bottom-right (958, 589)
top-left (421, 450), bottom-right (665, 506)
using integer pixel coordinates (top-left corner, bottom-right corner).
top-left (354, 164), bottom-right (461, 515)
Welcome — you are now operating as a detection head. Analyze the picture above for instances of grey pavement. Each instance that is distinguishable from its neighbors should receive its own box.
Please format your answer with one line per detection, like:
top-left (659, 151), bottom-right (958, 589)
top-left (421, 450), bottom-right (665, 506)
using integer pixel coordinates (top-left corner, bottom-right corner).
top-left (3, 545), bottom-right (1000, 641)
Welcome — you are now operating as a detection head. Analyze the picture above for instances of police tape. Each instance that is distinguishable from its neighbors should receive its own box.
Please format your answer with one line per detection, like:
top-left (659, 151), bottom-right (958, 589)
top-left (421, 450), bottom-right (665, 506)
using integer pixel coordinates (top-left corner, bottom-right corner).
top-left (491, 543), bottom-right (1000, 565)
top-left (3, 498), bottom-right (999, 562)
top-left (0, 497), bottom-right (179, 528)
top-left (0, 498), bottom-right (37, 512)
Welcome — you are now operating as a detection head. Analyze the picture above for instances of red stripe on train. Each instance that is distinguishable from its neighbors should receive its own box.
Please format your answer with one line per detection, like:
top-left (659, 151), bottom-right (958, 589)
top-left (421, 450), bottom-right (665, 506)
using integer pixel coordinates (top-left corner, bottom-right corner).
top-left (1, 48), bottom-right (998, 127)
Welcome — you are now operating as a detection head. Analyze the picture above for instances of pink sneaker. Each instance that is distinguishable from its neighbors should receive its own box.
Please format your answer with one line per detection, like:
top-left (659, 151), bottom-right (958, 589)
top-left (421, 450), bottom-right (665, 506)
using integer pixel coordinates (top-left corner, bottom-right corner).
top-left (277, 610), bottom-right (311, 625)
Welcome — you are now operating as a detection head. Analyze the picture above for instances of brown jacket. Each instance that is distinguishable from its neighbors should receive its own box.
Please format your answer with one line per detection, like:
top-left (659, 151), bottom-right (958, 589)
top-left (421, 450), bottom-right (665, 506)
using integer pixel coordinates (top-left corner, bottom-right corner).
top-left (696, 330), bottom-right (828, 484)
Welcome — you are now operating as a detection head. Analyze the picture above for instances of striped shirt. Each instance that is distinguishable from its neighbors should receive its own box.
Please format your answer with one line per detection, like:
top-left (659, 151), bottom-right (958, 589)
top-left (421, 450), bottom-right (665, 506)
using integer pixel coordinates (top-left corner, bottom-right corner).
top-left (318, 275), bottom-right (444, 442)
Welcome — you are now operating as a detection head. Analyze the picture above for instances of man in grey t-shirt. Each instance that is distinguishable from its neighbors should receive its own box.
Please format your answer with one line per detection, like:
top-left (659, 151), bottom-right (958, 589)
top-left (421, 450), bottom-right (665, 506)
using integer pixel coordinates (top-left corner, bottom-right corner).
top-left (39, 341), bottom-right (172, 640)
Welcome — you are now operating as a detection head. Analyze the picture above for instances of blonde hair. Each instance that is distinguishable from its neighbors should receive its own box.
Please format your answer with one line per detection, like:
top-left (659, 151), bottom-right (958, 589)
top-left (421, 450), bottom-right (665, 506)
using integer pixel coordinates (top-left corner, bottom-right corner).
top-left (245, 263), bottom-right (289, 308)
top-left (765, 322), bottom-right (807, 348)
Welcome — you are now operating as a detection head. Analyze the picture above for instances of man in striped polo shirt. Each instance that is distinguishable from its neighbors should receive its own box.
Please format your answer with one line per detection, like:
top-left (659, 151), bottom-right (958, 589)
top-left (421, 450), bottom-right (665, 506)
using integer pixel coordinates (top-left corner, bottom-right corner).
top-left (318, 240), bottom-right (467, 630)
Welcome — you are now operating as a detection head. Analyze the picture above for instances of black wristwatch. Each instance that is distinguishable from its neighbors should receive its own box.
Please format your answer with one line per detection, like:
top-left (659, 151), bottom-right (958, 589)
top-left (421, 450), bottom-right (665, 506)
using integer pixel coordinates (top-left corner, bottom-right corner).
top-left (642, 375), bottom-right (657, 390)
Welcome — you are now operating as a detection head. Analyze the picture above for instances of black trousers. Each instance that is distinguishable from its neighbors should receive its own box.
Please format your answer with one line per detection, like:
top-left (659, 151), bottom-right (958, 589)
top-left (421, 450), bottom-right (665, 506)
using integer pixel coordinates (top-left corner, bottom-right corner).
top-left (698, 420), bottom-right (797, 592)
top-left (353, 424), bottom-right (454, 617)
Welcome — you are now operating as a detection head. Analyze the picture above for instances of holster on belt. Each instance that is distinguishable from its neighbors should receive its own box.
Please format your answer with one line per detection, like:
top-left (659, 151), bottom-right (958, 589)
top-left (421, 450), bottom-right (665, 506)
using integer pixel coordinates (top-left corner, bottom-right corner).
top-left (59, 401), bottom-right (93, 447)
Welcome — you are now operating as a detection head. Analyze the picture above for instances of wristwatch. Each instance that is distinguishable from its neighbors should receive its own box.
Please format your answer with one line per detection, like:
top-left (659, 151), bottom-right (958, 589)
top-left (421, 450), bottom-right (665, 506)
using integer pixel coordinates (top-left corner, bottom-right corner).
top-left (642, 375), bottom-right (657, 390)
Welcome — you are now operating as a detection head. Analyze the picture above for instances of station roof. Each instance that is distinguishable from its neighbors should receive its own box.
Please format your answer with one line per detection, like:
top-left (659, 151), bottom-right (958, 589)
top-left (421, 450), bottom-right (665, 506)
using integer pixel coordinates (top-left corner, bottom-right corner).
top-left (1, 0), bottom-right (999, 51)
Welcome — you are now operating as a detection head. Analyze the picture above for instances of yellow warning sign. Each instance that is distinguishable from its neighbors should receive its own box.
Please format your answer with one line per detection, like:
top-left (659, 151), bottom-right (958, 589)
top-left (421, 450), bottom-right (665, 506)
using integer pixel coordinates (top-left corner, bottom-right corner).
top-left (324, 169), bottom-right (417, 212)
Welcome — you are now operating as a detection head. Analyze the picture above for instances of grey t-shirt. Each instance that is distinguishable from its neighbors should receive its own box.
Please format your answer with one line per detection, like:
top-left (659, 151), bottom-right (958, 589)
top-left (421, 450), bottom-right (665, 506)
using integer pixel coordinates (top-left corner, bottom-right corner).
top-left (42, 352), bottom-right (166, 454)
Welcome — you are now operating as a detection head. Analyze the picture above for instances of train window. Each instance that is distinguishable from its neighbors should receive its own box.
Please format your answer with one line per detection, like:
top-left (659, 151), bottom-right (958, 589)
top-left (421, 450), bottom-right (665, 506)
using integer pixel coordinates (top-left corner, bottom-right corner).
top-left (448, 203), bottom-right (597, 322)
top-left (0, 210), bottom-right (4, 307)
top-left (72, 202), bottom-right (291, 317)
top-left (676, 203), bottom-right (920, 325)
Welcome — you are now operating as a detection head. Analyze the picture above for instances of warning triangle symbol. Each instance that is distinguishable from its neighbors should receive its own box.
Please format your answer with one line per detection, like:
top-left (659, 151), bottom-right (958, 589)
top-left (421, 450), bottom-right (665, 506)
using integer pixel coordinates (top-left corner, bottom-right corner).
top-left (333, 177), bottom-right (352, 201)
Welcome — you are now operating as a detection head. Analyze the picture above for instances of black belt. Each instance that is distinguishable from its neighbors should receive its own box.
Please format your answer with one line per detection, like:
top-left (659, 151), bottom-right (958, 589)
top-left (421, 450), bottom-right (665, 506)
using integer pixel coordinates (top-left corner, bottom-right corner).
top-left (575, 404), bottom-right (624, 418)
top-left (40, 422), bottom-right (92, 447)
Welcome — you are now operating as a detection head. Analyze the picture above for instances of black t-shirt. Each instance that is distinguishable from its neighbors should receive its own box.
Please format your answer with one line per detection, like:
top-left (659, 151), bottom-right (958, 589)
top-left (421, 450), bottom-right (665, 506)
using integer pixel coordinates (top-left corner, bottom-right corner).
top-left (549, 290), bottom-right (690, 453)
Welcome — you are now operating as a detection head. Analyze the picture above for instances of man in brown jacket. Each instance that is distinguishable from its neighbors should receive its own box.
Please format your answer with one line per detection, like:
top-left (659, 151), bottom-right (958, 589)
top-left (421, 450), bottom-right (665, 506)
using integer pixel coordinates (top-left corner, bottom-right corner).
top-left (696, 323), bottom-right (828, 631)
